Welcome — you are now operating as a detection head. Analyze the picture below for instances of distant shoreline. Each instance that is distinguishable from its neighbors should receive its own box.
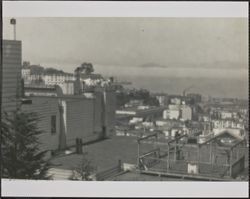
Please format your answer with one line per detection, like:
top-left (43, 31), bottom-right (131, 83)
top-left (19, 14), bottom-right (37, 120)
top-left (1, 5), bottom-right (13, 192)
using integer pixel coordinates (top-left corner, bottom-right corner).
top-left (118, 75), bottom-right (248, 100)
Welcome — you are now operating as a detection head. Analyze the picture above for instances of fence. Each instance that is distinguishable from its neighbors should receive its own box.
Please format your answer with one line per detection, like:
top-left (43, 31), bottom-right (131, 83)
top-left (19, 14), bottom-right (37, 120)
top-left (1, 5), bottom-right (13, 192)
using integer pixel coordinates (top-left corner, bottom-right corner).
top-left (231, 156), bottom-right (245, 178)
top-left (139, 156), bottom-right (231, 179)
top-left (95, 160), bottom-right (123, 181)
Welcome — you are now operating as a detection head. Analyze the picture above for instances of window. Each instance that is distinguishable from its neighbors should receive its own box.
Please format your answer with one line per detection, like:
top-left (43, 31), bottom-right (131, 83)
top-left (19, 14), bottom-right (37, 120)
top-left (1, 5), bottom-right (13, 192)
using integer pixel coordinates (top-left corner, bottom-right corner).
top-left (51, 115), bottom-right (56, 134)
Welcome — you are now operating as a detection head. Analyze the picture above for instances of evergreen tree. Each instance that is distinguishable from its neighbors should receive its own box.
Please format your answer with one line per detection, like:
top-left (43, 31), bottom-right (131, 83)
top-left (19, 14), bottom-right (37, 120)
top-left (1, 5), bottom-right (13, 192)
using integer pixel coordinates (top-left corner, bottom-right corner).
top-left (1, 110), bottom-right (51, 179)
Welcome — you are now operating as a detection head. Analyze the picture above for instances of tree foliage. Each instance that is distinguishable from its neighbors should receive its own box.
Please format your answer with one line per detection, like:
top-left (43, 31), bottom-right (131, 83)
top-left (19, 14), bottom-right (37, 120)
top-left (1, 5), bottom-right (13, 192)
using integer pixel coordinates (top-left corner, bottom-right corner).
top-left (22, 61), bottom-right (67, 76)
top-left (70, 153), bottom-right (96, 181)
top-left (116, 88), bottom-right (160, 108)
top-left (116, 92), bottom-right (130, 108)
top-left (44, 67), bottom-right (65, 75)
top-left (1, 110), bottom-right (51, 179)
top-left (75, 63), bottom-right (94, 75)
top-left (22, 61), bottom-right (30, 68)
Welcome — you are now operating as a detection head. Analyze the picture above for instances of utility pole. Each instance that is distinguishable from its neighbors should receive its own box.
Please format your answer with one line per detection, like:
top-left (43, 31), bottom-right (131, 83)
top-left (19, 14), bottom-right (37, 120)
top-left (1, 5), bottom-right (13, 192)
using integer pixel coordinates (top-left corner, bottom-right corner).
top-left (10, 18), bottom-right (16, 40)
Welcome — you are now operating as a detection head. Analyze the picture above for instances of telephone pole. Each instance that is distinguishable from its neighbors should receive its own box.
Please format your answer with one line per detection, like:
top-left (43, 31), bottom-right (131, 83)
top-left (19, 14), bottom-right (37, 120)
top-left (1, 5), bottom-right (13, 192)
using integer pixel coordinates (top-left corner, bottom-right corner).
top-left (10, 18), bottom-right (16, 40)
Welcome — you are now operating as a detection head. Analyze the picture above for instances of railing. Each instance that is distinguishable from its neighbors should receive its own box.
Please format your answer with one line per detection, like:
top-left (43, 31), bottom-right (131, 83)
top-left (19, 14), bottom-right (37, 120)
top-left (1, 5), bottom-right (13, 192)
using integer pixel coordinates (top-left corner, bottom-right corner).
top-left (139, 156), bottom-right (231, 179)
top-left (95, 160), bottom-right (123, 181)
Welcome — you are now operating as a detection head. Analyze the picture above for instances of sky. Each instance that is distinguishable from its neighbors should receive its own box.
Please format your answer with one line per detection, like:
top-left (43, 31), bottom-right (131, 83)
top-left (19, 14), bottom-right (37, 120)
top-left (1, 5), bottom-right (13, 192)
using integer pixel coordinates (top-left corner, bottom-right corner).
top-left (3, 17), bottom-right (248, 80)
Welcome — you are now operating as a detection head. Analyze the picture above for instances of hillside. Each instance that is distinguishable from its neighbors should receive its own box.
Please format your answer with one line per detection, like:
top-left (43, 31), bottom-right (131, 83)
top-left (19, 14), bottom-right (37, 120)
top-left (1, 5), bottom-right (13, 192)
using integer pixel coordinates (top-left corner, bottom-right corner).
top-left (22, 61), bottom-right (69, 75)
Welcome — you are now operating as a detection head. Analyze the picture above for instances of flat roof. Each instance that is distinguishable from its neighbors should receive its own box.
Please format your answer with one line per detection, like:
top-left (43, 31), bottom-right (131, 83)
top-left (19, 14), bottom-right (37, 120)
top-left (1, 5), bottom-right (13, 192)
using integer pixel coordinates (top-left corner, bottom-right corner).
top-left (111, 170), bottom-right (188, 181)
top-left (117, 106), bottom-right (165, 113)
top-left (50, 136), bottom-right (154, 172)
top-left (25, 94), bottom-right (94, 101)
top-left (3, 39), bottom-right (22, 43)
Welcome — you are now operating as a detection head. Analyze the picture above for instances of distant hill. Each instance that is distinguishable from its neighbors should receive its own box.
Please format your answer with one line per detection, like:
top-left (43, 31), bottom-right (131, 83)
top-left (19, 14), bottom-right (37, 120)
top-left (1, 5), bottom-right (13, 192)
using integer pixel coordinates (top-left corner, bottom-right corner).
top-left (139, 63), bottom-right (166, 68)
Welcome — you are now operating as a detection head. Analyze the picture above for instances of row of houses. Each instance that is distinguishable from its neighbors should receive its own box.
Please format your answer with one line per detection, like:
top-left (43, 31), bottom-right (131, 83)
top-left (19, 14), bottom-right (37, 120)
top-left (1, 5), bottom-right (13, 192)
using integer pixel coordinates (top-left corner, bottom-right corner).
top-left (211, 119), bottom-right (245, 130)
top-left (22, 68), bottom-right (108, 87)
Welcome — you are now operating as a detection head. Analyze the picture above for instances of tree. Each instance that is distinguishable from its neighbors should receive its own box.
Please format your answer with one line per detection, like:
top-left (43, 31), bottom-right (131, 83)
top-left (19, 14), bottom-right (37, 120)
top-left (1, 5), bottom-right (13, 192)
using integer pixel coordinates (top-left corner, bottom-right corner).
top-left (29, 64), bottom-right (45, 75)
top-left (143, 96), bottom-right (160, 107)
top-left (116, 91), bottom-right (130, 108)
top-left (1, 110), bottom-right (51, 179)
top-left (22, 61), bottom-right (30, 68)
top-left (70, 153), bottom-right (96, 181)
top-left (44, 67), bottom-right (65, 75)
top-left (77, 62), bottom-right (94, 75)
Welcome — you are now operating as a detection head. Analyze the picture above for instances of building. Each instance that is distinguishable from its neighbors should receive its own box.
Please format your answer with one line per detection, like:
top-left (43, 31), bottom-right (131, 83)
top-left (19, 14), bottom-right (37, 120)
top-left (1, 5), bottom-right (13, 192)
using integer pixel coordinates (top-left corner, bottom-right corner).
top-left (116, 106), bottom-right (164, 120)
top-left (129, 117), bottom-right (143, 124)
top-left (168, 104), bottom-right (181, 110)
top-left (155, 94), bottom-right (168, 106)
top-left (102, 89), bottom-right (117, 135)
top-left (2, 38), bottom-right (116, 154)
top-left (170, 97), bottom-right (182, 105)
top-left (44, 74), bottom-right (75, 86)
top-left (22, 74), bottom-right (44, 85)
top-left (163, 109), bottom-right (180, 120)
top-left (21, 88), bottom-right (116, 152)
top-left (163, 104), bottom-right (184, 120)
top-left (124, 99), bottom-right (144, 108)
top-left (21, 68), bottom-right (31, 78)
top-left (24, 84), bottom-right (63, 97)
top-left (21, 96), bottom-right (61, 152)
top-left (23, 72), bottom-right (76, 86)
top-left (59, 81), bottom-right (75, 95)
top-left (221, 111), bottom-right (233, 119)
top-left (180, 105), bottom-right (192, 121)
top-left (2, 40), bottom-right (22, 113)
top-left (213, 128), bottom-right (245, 140)
top-left (212, 119), bottom-right (244, 130)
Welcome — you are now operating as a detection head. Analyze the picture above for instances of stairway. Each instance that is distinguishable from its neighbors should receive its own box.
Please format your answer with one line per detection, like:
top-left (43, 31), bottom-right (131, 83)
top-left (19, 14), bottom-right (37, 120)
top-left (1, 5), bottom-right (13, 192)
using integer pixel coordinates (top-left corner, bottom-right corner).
top-left (47, 168), bottom-right (73, 180)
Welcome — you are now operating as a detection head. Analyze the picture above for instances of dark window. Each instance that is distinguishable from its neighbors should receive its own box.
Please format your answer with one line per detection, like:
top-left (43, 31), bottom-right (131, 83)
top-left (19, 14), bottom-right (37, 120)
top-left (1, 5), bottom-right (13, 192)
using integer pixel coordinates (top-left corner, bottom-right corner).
top-left (51, 115), bottom-right (56, 134)
top-left (21, 99), bottom-right (32, 104)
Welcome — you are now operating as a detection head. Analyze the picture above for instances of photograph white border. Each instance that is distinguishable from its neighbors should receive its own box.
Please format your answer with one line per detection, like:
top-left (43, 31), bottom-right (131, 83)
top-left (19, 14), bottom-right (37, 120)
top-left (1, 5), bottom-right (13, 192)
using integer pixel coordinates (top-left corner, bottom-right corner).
top-left (1, 179), bottom-right (249, 197)
top-left (3, 1), bottom-right (248, 17)
top-left (2, 1), bottom-right (249, 198)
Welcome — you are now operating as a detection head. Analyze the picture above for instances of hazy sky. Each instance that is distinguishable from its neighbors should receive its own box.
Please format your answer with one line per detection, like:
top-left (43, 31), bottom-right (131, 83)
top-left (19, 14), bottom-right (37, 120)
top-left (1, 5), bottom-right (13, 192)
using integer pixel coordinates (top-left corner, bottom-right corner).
top-left (3, 17), bottom-right (248, 79)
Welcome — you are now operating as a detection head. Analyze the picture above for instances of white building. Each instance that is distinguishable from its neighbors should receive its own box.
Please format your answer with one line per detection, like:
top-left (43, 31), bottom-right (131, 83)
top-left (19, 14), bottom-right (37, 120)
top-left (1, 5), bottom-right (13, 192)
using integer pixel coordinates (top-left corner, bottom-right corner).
top-left (180, 105), bottom-right (192, 121)
top-left (23, 74), bottom-right (44, 84)
top-left (125, 99), bottom-right (144, 108)
top-left (142, 121), bottom-right (154, 128)
top-left (44, 74), bottom-right (75, 86)
top-left (168, 104), bottom-right (181, 110)
top-left (59, 81), bottom-right (75, 95)
top-left (137, 105), bottom-right (149, 110)
top-left (156, 95), bottom-right (167, 106)
top-left (21, 68), bottom-right (31, 78)
top-left (170, 97), bottom-right (181, 105)
top-left (163, 104), bottom-right (191, 121)
top-left (212, 119), bottom-right (244, 130)
top-left (129, 117), bottom-right (143, 124)
top-left (163, 109), bottom-right (180, 120)
top-left (221, 111), bottom-right (233, 119)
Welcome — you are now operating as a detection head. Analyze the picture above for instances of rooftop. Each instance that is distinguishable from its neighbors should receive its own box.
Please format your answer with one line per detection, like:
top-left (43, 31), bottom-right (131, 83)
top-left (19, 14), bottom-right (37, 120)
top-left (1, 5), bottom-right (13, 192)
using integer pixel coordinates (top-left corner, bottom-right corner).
top-left (50, 136), bottom-right (154, 172)
top-left (111, 170), bottom-right (188, 181)
top-left (117, 106), bottom-right (165, 114)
